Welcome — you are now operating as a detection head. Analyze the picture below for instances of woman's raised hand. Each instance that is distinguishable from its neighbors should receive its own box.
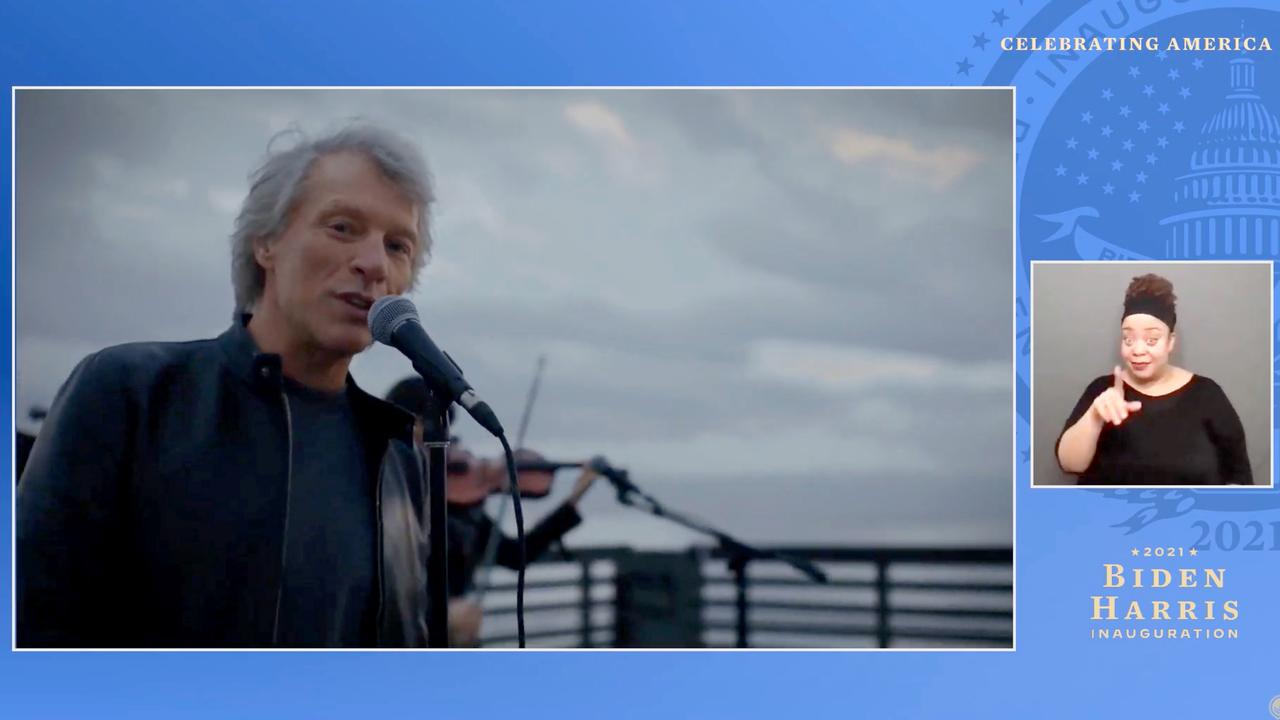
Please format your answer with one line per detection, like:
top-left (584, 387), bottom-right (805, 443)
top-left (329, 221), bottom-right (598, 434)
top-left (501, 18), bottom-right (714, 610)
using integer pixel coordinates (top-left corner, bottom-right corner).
top-left (1090, 366), bottom-right (1143, 426)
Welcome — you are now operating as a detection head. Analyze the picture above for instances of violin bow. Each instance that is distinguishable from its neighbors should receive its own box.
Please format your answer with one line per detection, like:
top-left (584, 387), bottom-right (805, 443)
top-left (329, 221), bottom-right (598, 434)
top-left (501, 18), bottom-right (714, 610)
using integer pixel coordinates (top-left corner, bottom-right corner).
top-left (471, 354), bottom-right (547, 603)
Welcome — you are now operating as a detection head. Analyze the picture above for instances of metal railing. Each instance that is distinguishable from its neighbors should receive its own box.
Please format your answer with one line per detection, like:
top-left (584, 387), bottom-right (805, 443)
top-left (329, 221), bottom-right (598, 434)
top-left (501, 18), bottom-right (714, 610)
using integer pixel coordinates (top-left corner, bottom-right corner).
top-left (478, 546), bottom-right (1012, 649)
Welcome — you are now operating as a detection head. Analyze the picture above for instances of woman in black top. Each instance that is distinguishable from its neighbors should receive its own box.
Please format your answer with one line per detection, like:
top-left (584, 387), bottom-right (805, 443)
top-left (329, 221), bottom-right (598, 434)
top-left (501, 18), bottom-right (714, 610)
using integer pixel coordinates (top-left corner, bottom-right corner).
top-left (1055, 274), bottom-right (1252, 486)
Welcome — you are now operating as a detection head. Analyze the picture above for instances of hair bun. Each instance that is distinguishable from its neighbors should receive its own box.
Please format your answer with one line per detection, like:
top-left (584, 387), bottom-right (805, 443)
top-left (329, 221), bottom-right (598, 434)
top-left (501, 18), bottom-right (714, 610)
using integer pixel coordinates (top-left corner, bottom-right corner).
top-left (1124, 273), bottom-right (1176, 305)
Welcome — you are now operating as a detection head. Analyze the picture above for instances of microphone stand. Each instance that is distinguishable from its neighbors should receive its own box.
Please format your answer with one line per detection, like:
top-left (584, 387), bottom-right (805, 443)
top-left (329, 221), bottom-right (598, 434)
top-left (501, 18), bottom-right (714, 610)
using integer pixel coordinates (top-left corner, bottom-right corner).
top-left (601, 466), bottom-right (828, 647)
top-left (420, 388), bottom-right (451, 647)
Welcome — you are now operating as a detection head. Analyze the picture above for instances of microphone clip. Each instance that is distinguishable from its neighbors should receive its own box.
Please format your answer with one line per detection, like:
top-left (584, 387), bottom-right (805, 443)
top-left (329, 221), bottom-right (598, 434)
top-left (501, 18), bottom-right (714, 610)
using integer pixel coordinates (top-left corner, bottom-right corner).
top-left (589, 455), bottom-right (637, 502)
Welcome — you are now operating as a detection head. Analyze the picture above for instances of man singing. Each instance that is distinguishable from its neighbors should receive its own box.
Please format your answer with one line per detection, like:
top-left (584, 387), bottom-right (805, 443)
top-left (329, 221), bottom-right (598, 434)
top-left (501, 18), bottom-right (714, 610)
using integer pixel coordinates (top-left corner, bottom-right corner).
top-left (17, 124), bottom-right (435, 647)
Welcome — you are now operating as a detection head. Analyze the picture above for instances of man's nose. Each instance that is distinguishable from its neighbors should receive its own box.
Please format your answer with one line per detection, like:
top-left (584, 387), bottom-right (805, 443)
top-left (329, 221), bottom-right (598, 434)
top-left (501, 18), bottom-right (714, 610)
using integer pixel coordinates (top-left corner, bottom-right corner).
top-left (350, 235), bottom-right (390, 285)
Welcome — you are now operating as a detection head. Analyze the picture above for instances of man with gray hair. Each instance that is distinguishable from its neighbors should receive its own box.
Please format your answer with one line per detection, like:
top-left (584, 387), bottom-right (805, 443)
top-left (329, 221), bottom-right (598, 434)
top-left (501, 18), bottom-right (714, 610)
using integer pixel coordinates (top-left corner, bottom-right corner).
top-left (18, 124), bottom-right (435, 647)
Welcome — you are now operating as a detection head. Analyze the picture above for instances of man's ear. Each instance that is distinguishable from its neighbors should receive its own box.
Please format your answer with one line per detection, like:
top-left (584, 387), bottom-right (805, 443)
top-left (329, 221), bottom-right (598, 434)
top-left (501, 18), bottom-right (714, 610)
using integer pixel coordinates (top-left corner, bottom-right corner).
top-left (253, 236), bottom-right (274, 270)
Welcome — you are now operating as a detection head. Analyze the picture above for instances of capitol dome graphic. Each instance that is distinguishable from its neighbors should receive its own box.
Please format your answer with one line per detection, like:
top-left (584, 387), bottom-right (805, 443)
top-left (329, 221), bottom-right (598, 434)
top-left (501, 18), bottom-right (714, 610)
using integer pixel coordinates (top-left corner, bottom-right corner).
top-left (1160, 55), bottom-right (1280, 258)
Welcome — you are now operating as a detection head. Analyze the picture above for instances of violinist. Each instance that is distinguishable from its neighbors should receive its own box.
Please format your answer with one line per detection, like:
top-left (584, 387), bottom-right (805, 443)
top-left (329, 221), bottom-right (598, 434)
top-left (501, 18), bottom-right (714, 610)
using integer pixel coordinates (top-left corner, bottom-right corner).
top-left (384, 376), bottom-right (601, 646)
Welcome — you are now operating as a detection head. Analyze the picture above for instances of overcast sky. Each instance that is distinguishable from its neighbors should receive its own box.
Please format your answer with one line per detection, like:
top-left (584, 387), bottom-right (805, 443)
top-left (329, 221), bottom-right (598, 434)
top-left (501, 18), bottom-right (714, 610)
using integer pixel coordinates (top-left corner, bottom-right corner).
top-left (15, 89), bottom-right (1013, 547)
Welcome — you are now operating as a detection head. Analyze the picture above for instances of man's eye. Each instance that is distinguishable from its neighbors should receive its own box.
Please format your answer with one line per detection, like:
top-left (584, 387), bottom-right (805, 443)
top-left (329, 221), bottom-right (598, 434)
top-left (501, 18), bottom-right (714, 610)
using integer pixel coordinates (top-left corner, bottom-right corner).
top-left (388, 239), bottom-right (412, 255)
top-left (328, 221), bottom-right (353, 234)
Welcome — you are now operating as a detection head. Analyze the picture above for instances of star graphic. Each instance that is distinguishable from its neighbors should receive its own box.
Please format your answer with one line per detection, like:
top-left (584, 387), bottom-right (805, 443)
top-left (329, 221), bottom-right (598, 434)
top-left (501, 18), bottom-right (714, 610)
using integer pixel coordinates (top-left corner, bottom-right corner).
top-left (1129, 191), bottom-right (1141, 202)
top-left (1081, 110), bottom-right (1094, 123)
top-left (1190, 547), bottom-right (1199, 556)
top-left (1146, 153), bottom-right (1157, 165)
top-left (1156, 50), bottom-right (1169, 61)
top-left (1157, 102), bottom-right (1170, 115)
top-left (1179, 86), bottom-right (1191, 99)
top-left (973, 32), bottom-right (990, 50)
top-left (1119, 105), bottom-right (1132, 118)
top-left (1156, 136), bottom-right (1169, 149)
top-left (1192, 57), bottom-right (1205, 70)
top-left (1066, 137), bottom-right (1079, 149)
top-left (1131, 547), bottom-right (1140, 556)
top-left (991, 8), bottom-right (1009, 26)
top-left (1173, 121), bottom-right (1186, 133)
top-left (1137, 120), bottom-right (1150, 132)
top-left (1111, 159), bottom-right (1123, 171)
top-left (1128, 65), bottom-right (1141, 78)
top-left (1103, 182), bottom-right (1115, 195)
top-left (1101, 125), bottom-right (1114, 138)
top-left (956, 57), bottom-right (974, 75)
top-left (1076, 173), bottom-right (1089, 185)
top-left (1122, 139), bottom-right (1135, 151)
top-left (1088, 148), bottom-right (1099, 159)
top-left (1168, 68), bottom-right (1181, 80)
top-left (1142, 84), bottom-right (1155, 97)
top-left (1101, 88), bottom-right (1114, 100)
top-left (1055, 164), bottom-right (1067, 176)
top-left (1136, 171), bottom-right (1148, 183)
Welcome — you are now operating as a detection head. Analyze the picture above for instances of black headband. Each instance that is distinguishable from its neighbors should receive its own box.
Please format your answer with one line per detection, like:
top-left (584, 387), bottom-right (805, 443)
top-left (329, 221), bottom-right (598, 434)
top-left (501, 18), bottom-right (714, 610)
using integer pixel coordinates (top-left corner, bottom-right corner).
top-left (1122, 297), bottom-right (1176, 331)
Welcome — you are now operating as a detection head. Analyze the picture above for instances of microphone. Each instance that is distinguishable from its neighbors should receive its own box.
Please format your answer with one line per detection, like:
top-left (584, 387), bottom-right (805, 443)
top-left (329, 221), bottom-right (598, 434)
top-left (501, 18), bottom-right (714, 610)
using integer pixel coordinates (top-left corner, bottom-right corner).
top-left (369, 295), bottom-right (506, 437)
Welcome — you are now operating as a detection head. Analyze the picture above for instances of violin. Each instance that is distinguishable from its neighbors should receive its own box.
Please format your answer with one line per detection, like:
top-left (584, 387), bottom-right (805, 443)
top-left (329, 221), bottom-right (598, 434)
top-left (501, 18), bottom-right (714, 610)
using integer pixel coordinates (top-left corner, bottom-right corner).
top-left (445, 445), bottom-right (589, 507)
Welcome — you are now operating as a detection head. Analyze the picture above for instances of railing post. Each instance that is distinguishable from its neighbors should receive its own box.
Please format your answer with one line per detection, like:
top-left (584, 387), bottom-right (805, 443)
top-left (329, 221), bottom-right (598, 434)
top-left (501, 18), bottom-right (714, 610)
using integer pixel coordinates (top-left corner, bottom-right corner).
top-left (875, 558), bottom-right (890, 648)
top-left (730, 556), bottom-right (750, 648)
top-left (579, 559), bottom-right (593, 648)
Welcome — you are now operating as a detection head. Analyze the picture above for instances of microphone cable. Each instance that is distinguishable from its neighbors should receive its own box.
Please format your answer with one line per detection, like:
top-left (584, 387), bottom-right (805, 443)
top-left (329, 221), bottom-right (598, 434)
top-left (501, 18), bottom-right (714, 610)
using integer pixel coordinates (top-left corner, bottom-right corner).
top-left (497, 433), bottom-right (527, 648)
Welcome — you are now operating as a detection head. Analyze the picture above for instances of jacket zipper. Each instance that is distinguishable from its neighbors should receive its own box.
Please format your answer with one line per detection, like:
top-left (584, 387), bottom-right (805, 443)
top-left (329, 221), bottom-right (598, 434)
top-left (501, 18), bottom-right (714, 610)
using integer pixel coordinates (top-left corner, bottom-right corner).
top-left (375, 464), bottom-right (385, 646)
top-left (272, 389), bottom-right (295, 646)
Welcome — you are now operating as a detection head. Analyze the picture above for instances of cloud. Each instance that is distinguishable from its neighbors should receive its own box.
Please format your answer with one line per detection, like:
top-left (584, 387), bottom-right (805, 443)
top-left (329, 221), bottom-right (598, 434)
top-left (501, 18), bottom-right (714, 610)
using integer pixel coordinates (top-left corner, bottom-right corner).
top-left (564, 101), bottom-right (633, 148)
top-left (828, 128), bottom-right (982, 189)
top-left (561, 99), bottom-right (663, 184)
top-left (206, 186), bottom-right (242, 215)
top-left (747, 338), bottom-right (1008, 393)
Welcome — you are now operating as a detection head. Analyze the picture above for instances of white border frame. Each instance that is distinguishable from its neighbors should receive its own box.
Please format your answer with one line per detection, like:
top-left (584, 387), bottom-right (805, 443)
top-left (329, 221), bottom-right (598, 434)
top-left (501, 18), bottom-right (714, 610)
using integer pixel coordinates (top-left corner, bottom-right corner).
top-left (5, 85), bottom-right (1013, 650)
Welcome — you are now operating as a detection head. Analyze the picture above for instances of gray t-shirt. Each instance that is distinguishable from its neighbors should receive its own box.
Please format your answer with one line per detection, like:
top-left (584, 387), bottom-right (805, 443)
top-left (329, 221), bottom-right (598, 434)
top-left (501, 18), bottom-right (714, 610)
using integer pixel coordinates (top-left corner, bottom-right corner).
top-left (274, 379), bottom-right (376, 647)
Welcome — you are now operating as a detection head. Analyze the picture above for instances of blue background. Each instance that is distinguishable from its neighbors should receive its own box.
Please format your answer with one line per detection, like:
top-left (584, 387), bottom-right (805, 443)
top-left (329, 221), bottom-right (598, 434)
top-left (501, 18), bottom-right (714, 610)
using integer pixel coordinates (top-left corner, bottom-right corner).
top-left (4, 1), bottom-right (1278, 717)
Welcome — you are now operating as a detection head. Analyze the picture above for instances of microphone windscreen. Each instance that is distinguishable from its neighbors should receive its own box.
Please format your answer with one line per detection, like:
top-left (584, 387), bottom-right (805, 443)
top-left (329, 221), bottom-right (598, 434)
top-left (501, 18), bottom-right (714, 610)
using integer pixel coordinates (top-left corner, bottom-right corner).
top-left (369, 295), bottom-right (418, 344)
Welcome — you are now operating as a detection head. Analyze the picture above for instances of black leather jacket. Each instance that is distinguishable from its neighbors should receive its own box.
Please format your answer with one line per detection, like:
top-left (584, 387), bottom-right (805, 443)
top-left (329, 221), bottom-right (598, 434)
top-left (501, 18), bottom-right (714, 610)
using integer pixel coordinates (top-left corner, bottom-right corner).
top-left (17, 318), bottom-right (430, 647)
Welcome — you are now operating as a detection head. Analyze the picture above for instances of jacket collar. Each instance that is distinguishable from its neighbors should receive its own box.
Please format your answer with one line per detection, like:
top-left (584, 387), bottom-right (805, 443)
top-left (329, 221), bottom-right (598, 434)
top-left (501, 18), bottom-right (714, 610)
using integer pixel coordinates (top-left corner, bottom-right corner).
top-left (218, 313), bottom-right (283, 389)
top-left (217, 313), bottom-right (415, 441)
